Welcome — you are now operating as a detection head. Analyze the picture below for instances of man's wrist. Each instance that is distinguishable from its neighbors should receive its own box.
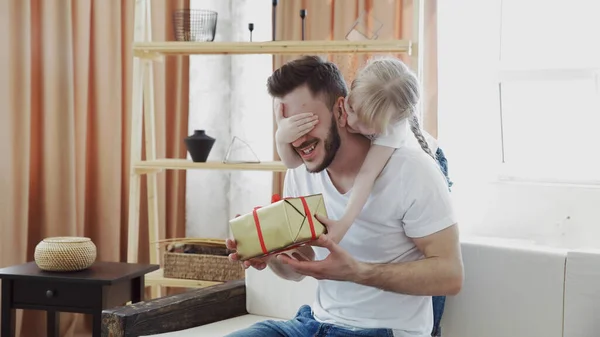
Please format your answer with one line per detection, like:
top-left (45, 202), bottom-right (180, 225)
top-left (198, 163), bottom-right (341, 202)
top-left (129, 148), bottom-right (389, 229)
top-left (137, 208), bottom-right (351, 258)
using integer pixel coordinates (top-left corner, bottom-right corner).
top-left (351, 261), bottom-right (374, 285)
top-left (275, 129), bottom-right (287, 144)
top-left (275, 136), bottom-right (289, 148)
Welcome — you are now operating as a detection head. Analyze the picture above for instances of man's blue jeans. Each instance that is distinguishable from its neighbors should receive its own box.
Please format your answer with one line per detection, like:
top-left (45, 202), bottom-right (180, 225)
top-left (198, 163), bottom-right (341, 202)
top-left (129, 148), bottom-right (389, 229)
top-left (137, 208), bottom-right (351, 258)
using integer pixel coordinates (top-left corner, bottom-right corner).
top-left (225, 305), bottom-right (395, 337)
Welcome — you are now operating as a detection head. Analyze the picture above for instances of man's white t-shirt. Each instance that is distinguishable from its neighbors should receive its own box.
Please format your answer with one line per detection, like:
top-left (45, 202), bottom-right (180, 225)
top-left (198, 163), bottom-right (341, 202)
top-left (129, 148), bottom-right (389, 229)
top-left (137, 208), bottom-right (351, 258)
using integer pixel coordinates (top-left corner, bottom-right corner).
top-left (282, 143), bottom-right (456, 337)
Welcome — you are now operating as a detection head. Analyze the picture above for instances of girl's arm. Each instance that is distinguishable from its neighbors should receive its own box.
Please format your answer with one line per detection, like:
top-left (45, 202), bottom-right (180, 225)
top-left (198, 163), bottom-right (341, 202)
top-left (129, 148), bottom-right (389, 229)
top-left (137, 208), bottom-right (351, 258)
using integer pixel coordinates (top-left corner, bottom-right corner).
top-left (325, 144), bottom-right (395, 243)
top-left (343, 144), bottom-right (394, 223)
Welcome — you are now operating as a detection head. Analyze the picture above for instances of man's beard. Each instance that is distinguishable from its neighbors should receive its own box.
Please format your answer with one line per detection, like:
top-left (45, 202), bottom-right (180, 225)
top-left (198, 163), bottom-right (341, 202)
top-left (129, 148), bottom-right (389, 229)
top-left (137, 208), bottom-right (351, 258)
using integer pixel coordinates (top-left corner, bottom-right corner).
top-left (306, 115), bottom-right (341, 173)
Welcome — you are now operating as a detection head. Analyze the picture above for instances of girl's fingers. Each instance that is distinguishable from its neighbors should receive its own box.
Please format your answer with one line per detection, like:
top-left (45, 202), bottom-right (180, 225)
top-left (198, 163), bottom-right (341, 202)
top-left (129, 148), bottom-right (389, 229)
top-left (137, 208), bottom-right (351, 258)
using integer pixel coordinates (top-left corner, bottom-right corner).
top-left (289, 112), bottom-right (316, 122)
top-left (299, 117), bottom-right (319, 128)
top-left (293, 115), bottom-right (318, 127)
top-left (295, 123), bottom-right (316, 138)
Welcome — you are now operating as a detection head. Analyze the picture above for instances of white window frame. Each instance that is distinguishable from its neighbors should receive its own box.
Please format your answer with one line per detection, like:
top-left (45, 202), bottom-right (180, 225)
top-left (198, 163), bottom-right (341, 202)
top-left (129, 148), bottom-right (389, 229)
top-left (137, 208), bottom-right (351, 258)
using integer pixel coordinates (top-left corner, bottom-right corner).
top-left (492, 0), bottom-right (600, 186)
top-left (495, 67), bottom-right (600, 185)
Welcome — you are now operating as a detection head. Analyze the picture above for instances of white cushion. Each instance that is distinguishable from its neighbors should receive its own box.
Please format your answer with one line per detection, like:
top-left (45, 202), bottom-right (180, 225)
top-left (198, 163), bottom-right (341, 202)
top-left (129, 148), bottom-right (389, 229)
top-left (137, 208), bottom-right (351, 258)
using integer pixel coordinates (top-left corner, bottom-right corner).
top-left (141, 314), bottom-right (281, 337)
top-left (564, 249), bottom-right (600, 337)
top-left (441, 237), bottom-right (567, 337)
top-left (245, 266), bottom-right (318, 319)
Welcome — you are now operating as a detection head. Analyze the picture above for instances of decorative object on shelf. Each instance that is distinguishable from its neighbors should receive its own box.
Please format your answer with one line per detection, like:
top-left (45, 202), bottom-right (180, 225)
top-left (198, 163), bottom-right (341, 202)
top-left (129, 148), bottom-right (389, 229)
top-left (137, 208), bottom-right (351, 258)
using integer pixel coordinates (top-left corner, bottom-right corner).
top-left (272, 0), bottom-right (278, 41)
top-left (34, 237), bottom-right (97, 272)
top-left (300, 9), bottom-right (307, 40)
top-left (345, 10), bottom-right (383, 41)
top-left (159, 238), bottom-right (245, 282)
top-left (229, 193), bottom-right (328, 261)
top-left (172, 9), bottom-right (218, 42)
top-left (248, 23), bottom-right (254, 42)
top-left (222, 136), bottom-right (260, 164)
top-left (185, 129), bottom-right (216, 163)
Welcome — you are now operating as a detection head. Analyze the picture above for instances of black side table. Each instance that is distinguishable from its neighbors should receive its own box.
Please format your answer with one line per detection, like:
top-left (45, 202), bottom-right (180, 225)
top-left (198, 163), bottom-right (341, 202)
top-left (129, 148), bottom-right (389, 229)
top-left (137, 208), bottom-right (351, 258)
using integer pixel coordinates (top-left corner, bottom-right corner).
top-left (0, 261), bottom-right (159, 337)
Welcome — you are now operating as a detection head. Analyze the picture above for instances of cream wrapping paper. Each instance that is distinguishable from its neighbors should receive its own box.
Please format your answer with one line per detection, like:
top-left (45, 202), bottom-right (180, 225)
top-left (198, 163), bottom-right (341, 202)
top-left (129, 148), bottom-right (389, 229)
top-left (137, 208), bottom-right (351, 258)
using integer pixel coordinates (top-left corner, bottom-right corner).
top-left (229, 194), bottom-right (328, 261)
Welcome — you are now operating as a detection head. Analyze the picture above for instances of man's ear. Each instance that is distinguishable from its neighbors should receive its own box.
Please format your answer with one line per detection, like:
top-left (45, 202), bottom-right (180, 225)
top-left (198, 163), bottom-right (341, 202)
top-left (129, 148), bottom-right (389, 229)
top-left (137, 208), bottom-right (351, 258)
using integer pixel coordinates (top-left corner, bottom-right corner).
top-left (335, 97), bottom-right (348, 127)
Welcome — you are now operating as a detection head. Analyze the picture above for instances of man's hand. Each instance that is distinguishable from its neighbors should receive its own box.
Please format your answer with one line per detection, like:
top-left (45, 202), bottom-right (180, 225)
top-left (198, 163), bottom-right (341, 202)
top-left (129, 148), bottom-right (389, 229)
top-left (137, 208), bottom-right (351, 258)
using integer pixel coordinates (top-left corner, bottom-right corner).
top-left (226, 213), bottom-right (272, 270)
top-left (226, 238), bottom-right (272, 270)
top-left (274, 102), bottom-right (319, 144)
top-left (277, 234), bottom-right (362, 282)
top-left (226, 236), bottom-right (316, 282)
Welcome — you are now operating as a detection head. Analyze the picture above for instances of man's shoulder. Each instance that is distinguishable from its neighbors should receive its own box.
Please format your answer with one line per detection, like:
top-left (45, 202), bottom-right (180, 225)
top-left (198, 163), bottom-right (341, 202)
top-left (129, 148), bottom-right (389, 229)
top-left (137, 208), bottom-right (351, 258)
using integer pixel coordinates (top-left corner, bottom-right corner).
top-left (382, 147), bottom-right (446, 185)
top-left (387, 146), bottom-right (437, 170)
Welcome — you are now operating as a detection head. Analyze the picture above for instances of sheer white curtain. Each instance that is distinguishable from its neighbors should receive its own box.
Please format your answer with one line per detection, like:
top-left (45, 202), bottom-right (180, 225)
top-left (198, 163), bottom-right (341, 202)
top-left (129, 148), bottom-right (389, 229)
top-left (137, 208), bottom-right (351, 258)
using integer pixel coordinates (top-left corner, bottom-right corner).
top-left (187, 0), bottom-right (274, 239)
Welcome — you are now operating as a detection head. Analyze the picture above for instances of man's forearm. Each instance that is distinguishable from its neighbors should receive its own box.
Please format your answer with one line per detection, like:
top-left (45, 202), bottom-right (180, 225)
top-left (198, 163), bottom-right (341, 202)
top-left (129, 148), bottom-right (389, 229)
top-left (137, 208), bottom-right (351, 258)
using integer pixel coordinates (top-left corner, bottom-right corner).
top-left (353, 256), bottom-right (463, 296)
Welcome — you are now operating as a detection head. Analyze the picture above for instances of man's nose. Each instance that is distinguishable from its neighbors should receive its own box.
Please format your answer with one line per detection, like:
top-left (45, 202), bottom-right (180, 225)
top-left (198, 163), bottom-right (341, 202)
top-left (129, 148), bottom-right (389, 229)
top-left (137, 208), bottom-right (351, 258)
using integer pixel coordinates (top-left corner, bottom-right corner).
top-left (291, 135), bottom-right (308, 148)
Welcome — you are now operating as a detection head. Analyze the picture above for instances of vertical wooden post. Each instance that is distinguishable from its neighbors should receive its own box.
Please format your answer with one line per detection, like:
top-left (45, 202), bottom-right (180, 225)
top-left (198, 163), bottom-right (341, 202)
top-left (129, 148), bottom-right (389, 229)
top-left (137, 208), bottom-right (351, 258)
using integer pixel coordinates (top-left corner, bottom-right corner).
top-left (142, 0), bottom-right (162, 300)
top-left (127, 0), bottom-right (148, 264)
top-left (128, 0), bottom-right (162, 299)
top-left (411, 0), bottom-right (425, 121)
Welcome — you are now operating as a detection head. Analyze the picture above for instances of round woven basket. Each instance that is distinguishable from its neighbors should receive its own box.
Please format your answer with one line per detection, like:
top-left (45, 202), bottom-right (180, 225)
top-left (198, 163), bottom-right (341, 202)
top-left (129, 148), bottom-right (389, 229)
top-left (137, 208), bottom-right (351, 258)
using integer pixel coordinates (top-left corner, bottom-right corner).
top-left (34, 237), bottom-right (97, 272)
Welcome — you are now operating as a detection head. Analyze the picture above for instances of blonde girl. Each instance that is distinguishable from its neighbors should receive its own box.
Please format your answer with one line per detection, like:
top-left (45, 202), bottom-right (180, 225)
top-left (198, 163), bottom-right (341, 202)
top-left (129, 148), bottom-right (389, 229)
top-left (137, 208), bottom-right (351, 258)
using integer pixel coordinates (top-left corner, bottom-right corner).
top-left (275, 57), bottom-right (442, 243)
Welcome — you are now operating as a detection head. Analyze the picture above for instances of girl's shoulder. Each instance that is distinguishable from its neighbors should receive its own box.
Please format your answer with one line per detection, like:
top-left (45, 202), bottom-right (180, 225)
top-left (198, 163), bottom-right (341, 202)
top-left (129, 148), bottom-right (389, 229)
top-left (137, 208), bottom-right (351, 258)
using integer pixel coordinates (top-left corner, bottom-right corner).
top-left (371, 119), bottom-right (410, 148)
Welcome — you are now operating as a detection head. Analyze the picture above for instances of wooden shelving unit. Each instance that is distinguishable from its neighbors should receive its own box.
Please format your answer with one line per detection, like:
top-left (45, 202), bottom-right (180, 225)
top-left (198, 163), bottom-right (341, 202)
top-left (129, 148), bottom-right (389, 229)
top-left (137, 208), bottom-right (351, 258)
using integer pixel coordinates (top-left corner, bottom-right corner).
top-left (129, 0), bottom-right (424, 299)
top-left (134, 159), bottom-right (288, 174)
top-left (133, 40), bottom-right (412, 57)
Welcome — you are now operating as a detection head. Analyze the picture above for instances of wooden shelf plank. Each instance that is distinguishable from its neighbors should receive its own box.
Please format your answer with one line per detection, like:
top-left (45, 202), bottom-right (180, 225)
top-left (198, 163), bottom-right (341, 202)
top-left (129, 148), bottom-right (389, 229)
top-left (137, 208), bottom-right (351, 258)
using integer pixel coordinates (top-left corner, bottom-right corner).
top-left (134, 159), bottom-right (288, 173)
top-left (133, 40), bottom-right (412, 57)
top-left (145, 268), bottom-right (224, 288)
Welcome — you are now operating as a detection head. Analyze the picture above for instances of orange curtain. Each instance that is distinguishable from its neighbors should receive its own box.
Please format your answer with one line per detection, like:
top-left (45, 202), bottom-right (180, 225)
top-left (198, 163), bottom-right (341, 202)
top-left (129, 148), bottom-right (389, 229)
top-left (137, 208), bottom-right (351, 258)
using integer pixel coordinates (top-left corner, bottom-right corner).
top-left (0, 0), bottom-right (189, 336)
top-left (271, 0), bottom-right (438, 195)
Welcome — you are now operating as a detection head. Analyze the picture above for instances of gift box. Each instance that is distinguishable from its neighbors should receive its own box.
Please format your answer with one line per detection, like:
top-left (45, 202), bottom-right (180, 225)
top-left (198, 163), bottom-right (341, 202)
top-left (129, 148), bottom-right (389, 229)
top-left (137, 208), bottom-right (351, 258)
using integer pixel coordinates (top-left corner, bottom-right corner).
top-left (229, 193), bottom-right (328, 261)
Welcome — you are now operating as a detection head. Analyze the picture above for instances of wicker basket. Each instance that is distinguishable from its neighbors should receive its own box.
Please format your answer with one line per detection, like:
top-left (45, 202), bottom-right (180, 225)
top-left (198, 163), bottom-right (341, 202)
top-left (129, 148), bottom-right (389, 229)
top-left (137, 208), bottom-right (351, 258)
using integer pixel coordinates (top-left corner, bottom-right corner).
top-left (161, 239), bottom-right (245, 282)
top-left (34, 237), bottom-right (97, 272)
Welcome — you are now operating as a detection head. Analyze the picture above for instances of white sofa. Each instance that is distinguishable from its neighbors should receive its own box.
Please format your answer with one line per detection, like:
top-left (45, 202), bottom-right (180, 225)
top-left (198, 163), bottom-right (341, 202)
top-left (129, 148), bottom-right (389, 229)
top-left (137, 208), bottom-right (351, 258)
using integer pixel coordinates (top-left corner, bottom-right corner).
top-left (101, 237), bottom-right (600, 337)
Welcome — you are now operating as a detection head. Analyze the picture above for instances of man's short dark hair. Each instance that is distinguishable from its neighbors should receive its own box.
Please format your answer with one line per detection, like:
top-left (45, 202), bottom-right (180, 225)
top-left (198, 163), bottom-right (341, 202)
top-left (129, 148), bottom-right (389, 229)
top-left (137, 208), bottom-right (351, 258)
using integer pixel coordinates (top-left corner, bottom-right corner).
top-left (267, 56), bottom-right (348, 110)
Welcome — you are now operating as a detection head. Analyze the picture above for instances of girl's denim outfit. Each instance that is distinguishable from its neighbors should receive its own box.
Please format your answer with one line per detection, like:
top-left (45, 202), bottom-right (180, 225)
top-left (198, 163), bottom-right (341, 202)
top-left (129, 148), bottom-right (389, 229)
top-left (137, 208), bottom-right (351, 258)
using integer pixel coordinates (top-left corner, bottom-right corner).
top-left (431, 147), bottom-right (453, 337)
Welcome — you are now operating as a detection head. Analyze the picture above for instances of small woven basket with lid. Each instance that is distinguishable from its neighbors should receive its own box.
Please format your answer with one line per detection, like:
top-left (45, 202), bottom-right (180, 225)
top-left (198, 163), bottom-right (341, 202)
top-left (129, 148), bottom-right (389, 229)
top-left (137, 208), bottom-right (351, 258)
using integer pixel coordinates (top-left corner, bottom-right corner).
top-left (34, 237), bottom-right (97, 272)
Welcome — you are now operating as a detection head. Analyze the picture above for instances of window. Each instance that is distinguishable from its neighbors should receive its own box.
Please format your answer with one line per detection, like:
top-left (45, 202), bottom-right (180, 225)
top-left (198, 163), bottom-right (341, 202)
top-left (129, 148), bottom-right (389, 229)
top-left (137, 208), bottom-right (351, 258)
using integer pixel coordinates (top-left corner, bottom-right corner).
top-left (496, 0), bottom-right (600, 184)
top-left (438, 0), bottom-right (600, 185)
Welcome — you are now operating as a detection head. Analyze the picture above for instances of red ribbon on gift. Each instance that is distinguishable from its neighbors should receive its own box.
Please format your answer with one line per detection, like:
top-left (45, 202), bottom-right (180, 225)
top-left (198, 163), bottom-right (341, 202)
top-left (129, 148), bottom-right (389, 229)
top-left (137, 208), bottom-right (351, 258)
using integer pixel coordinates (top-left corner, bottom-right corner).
top-left (252, 194), bottom-right (317, 255)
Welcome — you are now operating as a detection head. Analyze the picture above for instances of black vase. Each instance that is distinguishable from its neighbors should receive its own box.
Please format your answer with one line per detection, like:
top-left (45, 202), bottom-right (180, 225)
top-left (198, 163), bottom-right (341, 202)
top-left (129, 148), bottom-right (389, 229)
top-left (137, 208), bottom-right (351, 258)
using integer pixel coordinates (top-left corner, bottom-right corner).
top-left (185, 130), bottom-right (216, 162)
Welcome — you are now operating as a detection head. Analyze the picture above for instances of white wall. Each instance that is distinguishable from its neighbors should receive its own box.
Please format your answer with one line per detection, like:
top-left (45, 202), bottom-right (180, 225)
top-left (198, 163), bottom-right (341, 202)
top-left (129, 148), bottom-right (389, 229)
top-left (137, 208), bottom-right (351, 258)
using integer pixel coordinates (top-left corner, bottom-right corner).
top-left (437, 0), bottom-right (600, 250)
top-left (187, 0), bottom-right (273, 239)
